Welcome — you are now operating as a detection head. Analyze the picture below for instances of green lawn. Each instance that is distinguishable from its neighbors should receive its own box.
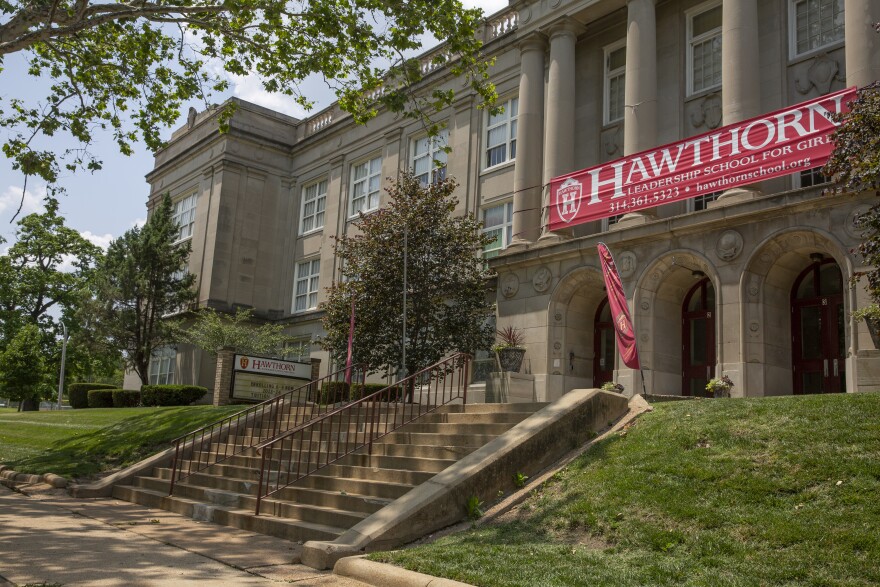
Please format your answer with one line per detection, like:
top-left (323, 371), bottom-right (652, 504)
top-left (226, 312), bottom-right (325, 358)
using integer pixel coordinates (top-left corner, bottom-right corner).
top-left (0, 405), bottom-right (243, 478)
top-left (372, 393), bottom-right (880, 587)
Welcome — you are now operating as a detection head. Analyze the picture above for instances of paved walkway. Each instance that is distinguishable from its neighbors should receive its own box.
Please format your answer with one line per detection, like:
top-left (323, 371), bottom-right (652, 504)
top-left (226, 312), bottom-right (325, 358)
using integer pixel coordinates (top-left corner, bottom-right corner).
top-left (0, 483), bottom-right (370, 587)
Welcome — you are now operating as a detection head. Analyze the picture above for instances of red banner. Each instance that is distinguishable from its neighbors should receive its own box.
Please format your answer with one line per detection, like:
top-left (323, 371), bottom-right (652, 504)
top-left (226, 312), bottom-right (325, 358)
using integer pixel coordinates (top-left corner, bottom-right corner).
top-left (549, 87), bottom-right (856, 230)
top-left (597, 243), bottom-right (640, 370)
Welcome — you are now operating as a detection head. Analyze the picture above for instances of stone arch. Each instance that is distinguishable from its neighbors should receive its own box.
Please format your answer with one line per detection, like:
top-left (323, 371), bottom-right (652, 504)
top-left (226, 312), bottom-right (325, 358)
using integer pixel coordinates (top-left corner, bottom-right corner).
top-left (547, 265), bottom-right (606, 396)
top-left (740, 227), bottom-right (855, 395)
top-left (632, 249), bottom-right (721, 395)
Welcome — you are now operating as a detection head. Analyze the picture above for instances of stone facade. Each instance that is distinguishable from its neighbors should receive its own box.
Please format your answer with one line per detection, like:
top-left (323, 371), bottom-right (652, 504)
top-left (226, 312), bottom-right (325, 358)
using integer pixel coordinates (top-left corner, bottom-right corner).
top-left (140, 0), bottom-right (880, 400)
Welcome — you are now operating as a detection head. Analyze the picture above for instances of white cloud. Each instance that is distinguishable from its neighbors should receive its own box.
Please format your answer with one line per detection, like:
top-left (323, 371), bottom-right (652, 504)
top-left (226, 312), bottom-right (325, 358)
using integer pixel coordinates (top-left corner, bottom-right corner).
top-left (80, 230), bottom-right (114, 251)
top-left (462, 0), bottom-right (509, 15)
top-left (0, 184), bottom-right (46, 220)
top-left (131, 217), bottom-right (146, 229)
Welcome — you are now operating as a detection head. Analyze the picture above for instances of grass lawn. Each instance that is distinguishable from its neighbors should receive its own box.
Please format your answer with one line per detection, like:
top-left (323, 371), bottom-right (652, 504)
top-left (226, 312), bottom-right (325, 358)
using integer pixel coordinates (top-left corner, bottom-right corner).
top-left (372, 393), bottom-right (880, 587)
top-left (0, 405), bottom-right (243, 479)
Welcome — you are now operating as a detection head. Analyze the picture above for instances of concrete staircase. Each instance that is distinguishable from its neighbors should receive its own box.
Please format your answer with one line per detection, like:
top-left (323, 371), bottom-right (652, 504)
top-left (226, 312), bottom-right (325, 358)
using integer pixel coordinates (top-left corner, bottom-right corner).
top-left (112, 402), bottom-right (547, 543)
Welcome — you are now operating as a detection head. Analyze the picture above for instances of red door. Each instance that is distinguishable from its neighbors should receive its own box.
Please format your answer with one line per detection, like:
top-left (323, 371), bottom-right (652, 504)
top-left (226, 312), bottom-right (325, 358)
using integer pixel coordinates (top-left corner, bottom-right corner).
top-left (682, 278), bottom-right (716, 397)
top-left (593, 298), bottom-right (615, 387)
top-left (791, 260), bottom-right (845, 394)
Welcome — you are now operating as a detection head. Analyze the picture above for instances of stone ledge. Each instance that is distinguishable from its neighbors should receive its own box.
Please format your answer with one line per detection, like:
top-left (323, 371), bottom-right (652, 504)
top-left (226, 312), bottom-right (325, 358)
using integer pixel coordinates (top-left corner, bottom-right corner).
top-left (335, 556), bottom-right (475, 587)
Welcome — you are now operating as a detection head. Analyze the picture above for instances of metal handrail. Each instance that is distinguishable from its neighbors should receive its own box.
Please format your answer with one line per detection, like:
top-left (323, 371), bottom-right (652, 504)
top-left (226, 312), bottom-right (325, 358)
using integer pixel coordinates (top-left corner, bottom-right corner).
top-left (253, 353), bottom-right (470, 515)
top-left (168, 364), bottom-right (366, 495)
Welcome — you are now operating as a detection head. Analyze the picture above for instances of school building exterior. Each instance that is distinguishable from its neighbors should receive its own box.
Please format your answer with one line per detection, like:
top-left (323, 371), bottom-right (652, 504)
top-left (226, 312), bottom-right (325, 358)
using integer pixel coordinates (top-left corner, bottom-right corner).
top-left (129, 0), bottom-right (880, 402)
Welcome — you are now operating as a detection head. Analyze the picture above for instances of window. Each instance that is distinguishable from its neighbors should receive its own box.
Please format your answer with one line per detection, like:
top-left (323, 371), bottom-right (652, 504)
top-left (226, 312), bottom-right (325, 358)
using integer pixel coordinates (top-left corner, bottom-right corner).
top-left (148, 347), bottom-right (176, 385)
top-left (796, 167), bottom-right (830, 188)
top-left (485, 97), bottom-right (518, 168)
top-left (411, 129), bottom-right (449, 185)
top-left (693, 191), bottom-right (723, 211)
top-left (482, 202), bottom-right (513, 258)
top-left (350, 157), bottom-right (382, 216)
top-left (300, 179), bottom-right (327, 234)
top-left (283, 339), bottom-right (312, 362)
top-left (171, 193), bottom-right (198, 243)
top-left (790, 0), bottom-right (845, 57)
top-left (293, 258), bottom-right (320, 313)
top-left (604, 41), bottom-right (626, 125)
top-left (687, 1), bottom-right (722, 95)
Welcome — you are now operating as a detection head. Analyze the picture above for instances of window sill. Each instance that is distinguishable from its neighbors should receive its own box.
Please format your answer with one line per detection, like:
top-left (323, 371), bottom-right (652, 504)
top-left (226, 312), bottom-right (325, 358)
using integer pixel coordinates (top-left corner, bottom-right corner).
top-left (481, 160), bottom-right (516, 176)
top-left (787, 41), bottom-right (845, 66)
top-left (348, 207), bottom-right (379, 221)
top-left (298, 227), bottom-right (324, 238)
top-left (686, 85), bottom-right (722, 101)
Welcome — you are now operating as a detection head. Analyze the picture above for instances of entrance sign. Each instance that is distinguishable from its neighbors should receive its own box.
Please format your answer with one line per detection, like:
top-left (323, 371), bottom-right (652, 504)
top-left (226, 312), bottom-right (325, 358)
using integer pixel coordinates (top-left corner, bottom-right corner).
top-left (232, 354), bottom-right (312, 401)
top-left (549, 87), bottom-right (856, 230)
top-left (597, 243), bottom-right (640, 370)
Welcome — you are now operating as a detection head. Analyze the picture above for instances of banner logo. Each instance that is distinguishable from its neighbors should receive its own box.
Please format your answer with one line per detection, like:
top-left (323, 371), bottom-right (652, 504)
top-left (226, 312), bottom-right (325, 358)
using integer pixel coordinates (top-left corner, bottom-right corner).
top-left (556, 178), bottom-right (582, 223)
top-left (240, 357), bottom-right (249, 369)
top-left (616, 312), bottom-right (630, 335)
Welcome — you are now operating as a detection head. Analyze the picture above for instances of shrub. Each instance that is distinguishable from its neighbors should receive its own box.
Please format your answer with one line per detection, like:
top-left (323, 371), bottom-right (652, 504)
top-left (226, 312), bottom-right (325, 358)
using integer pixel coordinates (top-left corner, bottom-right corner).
top-left (87, 389), bottom-right (117, 408)
top-left (351, 383), bottom-right (403, 402)
top-left (140, 384), bottom-right (208, 406)
top-left (69, 383), bottom-right (118, 409)
top-left (316, 381), bottom-right (350, 404)
top-left (112, 389), bottom-right (141, 408)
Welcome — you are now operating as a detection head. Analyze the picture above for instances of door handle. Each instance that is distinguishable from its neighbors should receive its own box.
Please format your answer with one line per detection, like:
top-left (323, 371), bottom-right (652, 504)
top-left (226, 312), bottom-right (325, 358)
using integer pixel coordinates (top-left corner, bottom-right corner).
top-left (833, 359), bottom-right (839, 377)
top-left (824, 359), bottom-right (829, 377)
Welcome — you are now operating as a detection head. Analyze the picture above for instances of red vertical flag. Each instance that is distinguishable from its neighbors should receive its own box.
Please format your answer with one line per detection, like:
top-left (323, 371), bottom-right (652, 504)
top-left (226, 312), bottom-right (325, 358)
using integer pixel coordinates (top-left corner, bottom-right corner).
top-left (597, 243), bottom-right (640, 369)
top-left (345, 296), bottom-right (355, 385)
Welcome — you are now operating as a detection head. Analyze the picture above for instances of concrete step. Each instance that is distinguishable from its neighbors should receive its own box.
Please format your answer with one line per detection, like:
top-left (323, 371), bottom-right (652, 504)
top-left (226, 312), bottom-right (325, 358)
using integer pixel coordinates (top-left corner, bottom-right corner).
top-left (112, 484), bottom-right (346, 542)
top-left (393, 422), bottom-right (515, 435)
top-left (417, 411), bottom-right (534, 424)
top-left (380, 431), bottom-right (498, 447)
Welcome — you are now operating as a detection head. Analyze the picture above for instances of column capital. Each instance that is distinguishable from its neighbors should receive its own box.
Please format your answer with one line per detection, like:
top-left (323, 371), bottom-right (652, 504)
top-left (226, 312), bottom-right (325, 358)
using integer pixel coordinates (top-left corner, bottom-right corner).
top-left (543, 17), bottom-right (584, 40)
top-left (516, 32), bottom-right (547, 54)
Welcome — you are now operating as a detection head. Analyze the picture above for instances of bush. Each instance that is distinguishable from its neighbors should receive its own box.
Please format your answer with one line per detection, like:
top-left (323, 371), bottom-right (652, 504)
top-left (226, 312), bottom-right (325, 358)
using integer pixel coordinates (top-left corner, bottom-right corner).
top-left (140, 385), bottom-right (208, 407)
top-left (351, 383), bottom-right (403, 402)
top-left (112, 389), bottom-right (141, 408)
top-left (69, 383), bottom-right (118, 409)
top-left (87, 389), bottom-right (117, 408)
top-left (316, 381), bottom-right (350, 404)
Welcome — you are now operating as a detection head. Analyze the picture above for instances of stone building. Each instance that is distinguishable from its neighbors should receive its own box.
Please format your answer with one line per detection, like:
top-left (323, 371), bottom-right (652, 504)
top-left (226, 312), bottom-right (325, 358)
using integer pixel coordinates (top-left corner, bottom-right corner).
top-left (133, 0), bottom-right (880, 401)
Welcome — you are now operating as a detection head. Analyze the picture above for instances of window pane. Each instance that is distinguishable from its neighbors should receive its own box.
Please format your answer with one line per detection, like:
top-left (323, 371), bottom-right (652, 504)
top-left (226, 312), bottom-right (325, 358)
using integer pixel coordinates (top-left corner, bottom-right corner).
top-left (693, 5), bottom-right (722, 36)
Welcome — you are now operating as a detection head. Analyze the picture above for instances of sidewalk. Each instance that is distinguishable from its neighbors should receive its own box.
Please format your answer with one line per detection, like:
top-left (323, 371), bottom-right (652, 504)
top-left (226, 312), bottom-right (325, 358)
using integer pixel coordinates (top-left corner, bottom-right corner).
top-left (0, 483), bottom-right (370, 586)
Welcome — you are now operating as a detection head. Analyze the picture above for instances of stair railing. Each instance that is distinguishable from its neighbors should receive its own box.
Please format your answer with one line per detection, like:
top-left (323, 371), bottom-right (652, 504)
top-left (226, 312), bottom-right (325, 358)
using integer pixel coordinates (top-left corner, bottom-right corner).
top-left (253, 353), bottom-right (470, 515)
top-left (168, 364), bottom-right (366, 495)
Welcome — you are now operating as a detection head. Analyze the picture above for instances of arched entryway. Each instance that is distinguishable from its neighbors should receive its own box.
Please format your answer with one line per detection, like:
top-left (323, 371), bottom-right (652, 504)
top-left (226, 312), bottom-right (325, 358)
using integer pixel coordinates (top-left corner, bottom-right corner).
top-left (791, 259), bottom-right (845, 394)
top-left (682, 277), bottom-right (716, 396)
top-left (593, 298), bottom-right (615, 387)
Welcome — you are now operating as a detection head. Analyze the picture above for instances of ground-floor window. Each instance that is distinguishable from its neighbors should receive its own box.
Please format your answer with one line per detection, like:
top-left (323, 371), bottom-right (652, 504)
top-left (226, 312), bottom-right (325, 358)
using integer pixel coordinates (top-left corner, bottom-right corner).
top-left (148, 347), bottom-right (176, 385)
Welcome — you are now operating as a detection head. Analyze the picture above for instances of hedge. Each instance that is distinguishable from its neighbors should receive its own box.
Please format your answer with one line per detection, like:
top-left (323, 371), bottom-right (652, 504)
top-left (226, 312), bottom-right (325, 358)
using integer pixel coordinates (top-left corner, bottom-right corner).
top-left (141, 384), bottom-right (208, 406)
top-left (314, 382), bottom-right (404, 404)
top-left (69, 383), bottom-right (118, 409)
top-left (87, 389), bottom-right (117, 408)
top-left (112, 389), bottom-right (141, 408)
top-left (316, 381), bottom-right (349, 404)
top-left (351, 383), bottom-right (403, 402)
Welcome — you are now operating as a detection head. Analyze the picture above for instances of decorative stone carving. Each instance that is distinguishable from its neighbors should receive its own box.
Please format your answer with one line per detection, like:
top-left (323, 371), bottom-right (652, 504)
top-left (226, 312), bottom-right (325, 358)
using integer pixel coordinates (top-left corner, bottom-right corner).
top-left (533, 266), bottom-right (552, 292)
top-left (749, 321), bottom-right (760, 333)
top-left (501, 273), bottom-right (519, 298)
top-left (795, 53), bottom-right (841, 95)
top-left (555, 312), bottom-right (563, 322)
top-left (618, 251), bottom-right (637, 278)
top-left (846, 205), bottom-right (871, 239)
top-left (716, 230), bottom-right (744, 261)
top-left (553, 342), bottom-right (562, 350)
top-left (187, 107), bottom-right (197, 128)
top-left (640, 300), bottom-right (650, 311)
top-left (690, 93), bottom-right (722, 130)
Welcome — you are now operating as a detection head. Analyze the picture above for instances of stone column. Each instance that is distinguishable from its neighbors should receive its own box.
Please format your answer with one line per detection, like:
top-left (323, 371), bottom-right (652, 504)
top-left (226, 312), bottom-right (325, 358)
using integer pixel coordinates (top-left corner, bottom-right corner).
top-left (615, 0), bottom-right (659, 227)
top-left (539, 21), bottom-right (581, 242)
top-left (845, 0), bottom-right (880, 88)
top-left (509, 35), bottom-right (546, 249)
top-left (212, 347), bottom-right (236, 406)
top-left (713, 0), bottom-right (762, 205)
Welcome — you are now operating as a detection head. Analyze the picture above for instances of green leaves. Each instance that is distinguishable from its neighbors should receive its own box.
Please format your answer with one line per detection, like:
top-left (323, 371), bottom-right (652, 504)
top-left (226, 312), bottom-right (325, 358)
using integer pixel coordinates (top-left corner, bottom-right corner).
top-left (321, 172), bottom-right (494, 376)
top-left (1, 0), bottom-right (496, 183)
top-left (172, 307), bottom-right (301, 357)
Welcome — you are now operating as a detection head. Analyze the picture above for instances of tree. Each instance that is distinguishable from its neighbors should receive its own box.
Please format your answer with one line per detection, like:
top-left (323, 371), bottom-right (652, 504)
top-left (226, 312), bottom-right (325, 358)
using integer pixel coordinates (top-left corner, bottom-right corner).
top-left (321, 173), bottom-right (494, 380)
top-left (94, 193), bottom-right (196, 384)
top-left (825, 81), bottom-right (880, 318)
top-left (0, 323), bottom-right (48, 411)
top-left (0, 0), bottom-right (496, 186)
top-left (172, 307), bottom-right (304, 358)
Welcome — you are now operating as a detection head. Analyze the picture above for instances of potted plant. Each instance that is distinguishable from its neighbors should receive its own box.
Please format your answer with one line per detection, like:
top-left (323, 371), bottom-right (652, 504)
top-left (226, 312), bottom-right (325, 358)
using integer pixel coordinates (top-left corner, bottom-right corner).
top-left (493, 326), bottom-right (526, 373)
top-left (600, 381), bottom-right (625, 393)
top-left (705, 375), bottom-right (734, 398)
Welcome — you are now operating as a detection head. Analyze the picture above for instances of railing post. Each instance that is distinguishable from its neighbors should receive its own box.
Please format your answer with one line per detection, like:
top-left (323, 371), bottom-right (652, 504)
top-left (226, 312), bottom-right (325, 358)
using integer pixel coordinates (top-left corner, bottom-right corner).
top-left (255, 448), bottom-right (267, 516)
top-left (168, 440), bottom-right (181, 496)
top-left (463, 354), bottom-right (470, 405)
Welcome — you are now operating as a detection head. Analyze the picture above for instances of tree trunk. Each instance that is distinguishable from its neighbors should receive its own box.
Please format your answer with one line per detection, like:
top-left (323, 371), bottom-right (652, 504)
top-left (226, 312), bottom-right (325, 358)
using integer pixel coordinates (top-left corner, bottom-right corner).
top-left (20, 396), bottom-right (39, 411)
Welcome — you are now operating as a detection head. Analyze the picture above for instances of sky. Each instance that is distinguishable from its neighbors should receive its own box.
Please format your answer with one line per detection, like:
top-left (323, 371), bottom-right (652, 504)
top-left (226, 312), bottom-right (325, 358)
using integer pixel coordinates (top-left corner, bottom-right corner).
top-left (0, 0), bottom-right (509, 250)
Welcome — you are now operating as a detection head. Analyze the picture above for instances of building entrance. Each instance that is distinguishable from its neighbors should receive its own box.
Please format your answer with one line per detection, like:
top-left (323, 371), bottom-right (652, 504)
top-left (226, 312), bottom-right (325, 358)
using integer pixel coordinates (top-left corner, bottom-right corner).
top-left (791, 260), bottom-right (845, 394)
top-left (682, 278), bottom-right (715, 397)
top-left (593, 298), bottom-right (615, 387)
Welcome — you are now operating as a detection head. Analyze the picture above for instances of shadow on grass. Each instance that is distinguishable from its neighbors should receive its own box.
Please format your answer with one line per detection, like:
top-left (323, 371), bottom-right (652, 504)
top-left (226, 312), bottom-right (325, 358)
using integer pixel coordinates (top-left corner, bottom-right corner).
top-left (6, 407), bottom-right (238, 479)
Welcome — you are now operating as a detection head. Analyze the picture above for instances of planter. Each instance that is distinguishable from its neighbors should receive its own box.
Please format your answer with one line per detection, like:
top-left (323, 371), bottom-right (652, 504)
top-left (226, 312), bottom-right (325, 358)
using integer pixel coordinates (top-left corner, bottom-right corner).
top-left (496, 347), bottom-right (526, 373)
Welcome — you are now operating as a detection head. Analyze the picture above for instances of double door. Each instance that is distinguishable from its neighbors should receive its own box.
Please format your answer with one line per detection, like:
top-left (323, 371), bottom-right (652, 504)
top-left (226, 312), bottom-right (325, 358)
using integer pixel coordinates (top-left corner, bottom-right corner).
top-left (792, 261), bottom-right (845, 394)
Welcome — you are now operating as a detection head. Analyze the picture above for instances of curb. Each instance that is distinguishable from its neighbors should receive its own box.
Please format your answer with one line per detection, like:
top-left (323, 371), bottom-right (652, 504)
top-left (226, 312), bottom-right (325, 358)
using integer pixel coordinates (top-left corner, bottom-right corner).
top-left (0, 465), bottom-right (68, 489)
top-left (335, 556), bottom-right (475, 587)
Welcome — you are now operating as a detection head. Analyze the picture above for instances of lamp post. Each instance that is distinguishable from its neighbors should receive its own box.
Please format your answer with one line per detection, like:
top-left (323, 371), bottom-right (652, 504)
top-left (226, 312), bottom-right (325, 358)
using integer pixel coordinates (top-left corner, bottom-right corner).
top-left (56, 321), bottom-right (68, 410)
